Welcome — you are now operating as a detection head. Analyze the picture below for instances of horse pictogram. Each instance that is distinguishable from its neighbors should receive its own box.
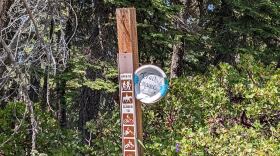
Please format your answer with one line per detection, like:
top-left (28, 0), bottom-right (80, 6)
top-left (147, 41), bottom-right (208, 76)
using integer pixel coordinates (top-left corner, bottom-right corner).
top-left (122, 93), bottom-right (133, 103)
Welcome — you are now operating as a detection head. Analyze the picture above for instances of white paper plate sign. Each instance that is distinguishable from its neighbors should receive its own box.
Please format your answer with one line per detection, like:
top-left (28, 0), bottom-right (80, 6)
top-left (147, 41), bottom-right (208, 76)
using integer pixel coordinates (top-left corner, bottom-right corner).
top-left (134, 65), bottom-right (168, 104)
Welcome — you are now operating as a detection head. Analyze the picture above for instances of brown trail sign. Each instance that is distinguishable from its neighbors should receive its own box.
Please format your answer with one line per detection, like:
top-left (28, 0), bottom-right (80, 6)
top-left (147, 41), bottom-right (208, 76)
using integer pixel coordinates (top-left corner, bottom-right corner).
top-left (116, 8), bottom-right (143, 156)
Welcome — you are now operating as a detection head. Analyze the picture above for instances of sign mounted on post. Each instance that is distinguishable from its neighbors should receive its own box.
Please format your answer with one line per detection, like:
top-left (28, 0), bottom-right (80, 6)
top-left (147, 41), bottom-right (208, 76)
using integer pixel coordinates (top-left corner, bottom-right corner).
top-left (119, 54), bottom-right (139, 156)
top-left (134, 65), bottom-right (168, 104)
top-left (120, 72), bottom-right (138, 155)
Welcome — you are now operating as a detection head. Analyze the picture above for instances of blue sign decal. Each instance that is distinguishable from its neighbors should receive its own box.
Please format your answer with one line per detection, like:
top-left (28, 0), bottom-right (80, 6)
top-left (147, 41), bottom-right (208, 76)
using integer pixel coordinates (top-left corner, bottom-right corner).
top-left (134, 74), bottom-right (139, 84)
top-left (160, 79), bottom-right (169, 97)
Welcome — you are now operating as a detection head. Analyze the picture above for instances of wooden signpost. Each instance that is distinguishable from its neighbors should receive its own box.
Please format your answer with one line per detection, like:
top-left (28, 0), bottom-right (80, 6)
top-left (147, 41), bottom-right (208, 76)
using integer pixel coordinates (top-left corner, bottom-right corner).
top-left (116, 8), bottom-right (143, 156)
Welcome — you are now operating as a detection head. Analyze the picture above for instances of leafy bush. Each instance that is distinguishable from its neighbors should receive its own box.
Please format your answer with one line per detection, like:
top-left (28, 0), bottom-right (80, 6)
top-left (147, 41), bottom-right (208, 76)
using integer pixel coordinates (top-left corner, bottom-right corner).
top-left (179, 125), bottom-right (280, 156)
top-left (143, 54), bottom-right (280, 155)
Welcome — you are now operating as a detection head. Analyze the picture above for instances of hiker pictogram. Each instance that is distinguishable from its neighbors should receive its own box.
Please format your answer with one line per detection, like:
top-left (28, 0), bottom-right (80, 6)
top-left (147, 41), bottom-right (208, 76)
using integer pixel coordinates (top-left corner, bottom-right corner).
top-left (122, 80), bottom-right (132, 91)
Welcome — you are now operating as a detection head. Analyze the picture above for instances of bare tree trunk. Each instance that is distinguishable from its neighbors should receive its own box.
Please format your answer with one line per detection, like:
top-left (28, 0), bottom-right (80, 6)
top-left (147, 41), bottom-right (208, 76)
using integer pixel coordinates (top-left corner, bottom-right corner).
top-left (56, 76), bottom-right (67, 128)
top-left (0, 0), bottom-right (3, 29)
top-left (198, 0), bottom-right (205, 19)
top-left (55, 8), bottom-right (73, 128)
top-left (24, 87), bottom-right (37, 152)
top-left (41, 66), bottom-right (49, 111)
top-left (170, 40), bottom-right (184, 78)
top-left (0, 0), bottom-right (7, 30)
top-left (21, 86), bottom-right (37, 154)
top-left (17, 67), bottom-right (37, 153)
top-left (29, 73), bottom-right (40, 103)
top-left (170, 0), bottom-right (185, 79)
top-left (78, 87), bottom-right (101, 143)
top-left (0, 0), bottom-right (10, 107)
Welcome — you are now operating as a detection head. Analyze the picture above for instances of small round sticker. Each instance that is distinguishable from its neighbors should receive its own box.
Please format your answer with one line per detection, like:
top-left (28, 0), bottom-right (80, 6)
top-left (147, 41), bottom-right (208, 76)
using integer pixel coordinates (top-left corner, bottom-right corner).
top-left (134, 65), bottom-right (168, 104)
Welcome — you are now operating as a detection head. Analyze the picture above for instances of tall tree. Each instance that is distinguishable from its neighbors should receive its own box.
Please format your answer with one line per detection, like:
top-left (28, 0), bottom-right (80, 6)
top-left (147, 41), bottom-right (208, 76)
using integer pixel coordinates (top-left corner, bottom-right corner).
top-left (170, 0), bottom-right (203, 78)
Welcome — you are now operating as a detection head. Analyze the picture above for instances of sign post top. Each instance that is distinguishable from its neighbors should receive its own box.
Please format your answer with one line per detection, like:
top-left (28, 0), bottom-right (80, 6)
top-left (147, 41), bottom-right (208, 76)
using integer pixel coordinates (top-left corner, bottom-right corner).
top-left (116, 8), bottom-right (138, 55)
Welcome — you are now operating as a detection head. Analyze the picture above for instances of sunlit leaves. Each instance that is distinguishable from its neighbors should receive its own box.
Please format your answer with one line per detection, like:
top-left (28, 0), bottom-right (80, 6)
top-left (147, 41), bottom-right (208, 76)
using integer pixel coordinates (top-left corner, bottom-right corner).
top-left (83, 78), bottom-right (117, 93)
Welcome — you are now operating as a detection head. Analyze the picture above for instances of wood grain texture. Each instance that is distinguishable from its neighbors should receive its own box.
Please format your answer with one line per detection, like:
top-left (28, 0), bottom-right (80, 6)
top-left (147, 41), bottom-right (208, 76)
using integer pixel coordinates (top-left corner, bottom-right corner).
top-left (116, 8), bottom-right (143, 156)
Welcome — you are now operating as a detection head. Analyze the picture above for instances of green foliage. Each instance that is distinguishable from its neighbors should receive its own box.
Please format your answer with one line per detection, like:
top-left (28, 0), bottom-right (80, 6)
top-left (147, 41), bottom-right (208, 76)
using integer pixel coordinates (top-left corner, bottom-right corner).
top-left (77, 109), bottom-right (121, 155)
top-left (179, 125), bottom-right (280, 156)
top-left (83, 78), bottom-right (117, 93)
top-left (1, 0), bottom-right (280, 155)
top-left (0, 103), bottom-right (81, 155)
top-left (0, 102), bottom-right (28, 155)
top-left (2, 54), bottom-right (274, 155)
top-left (35, 110), bottom-right (81, 155)
top-left (63, 51), bottom-right (118, 92)
top-left (142, 54), bottom-right (280, 155)
top-left (205, 0), bottom-right (280, 65)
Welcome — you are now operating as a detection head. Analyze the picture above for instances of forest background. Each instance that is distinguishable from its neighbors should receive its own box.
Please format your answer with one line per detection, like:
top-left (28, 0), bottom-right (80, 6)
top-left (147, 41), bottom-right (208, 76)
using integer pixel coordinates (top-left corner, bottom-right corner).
top-left (0, 0), bottom-right (280, 155)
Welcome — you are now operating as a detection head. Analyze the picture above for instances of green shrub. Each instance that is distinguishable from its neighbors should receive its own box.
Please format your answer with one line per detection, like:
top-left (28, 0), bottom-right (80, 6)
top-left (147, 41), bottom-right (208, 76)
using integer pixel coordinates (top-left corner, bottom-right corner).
top-left (143, 54), bottom-right (280, 155)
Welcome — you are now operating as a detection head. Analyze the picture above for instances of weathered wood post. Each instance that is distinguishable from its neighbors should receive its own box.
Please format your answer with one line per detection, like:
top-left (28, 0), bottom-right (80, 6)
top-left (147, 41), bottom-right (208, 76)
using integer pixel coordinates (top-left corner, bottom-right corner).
top-left (116, 8), bottom-right (143, 156)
